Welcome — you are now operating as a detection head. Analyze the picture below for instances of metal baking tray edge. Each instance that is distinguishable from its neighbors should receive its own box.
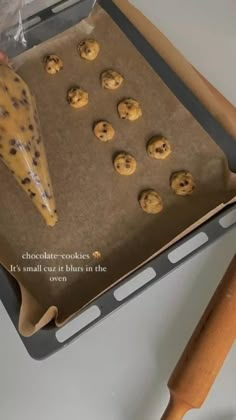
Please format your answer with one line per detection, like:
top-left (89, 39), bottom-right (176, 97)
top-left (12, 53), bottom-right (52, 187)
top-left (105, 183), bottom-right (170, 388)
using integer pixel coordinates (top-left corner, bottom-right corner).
top-left (0, 0), bottom-right (236, 359)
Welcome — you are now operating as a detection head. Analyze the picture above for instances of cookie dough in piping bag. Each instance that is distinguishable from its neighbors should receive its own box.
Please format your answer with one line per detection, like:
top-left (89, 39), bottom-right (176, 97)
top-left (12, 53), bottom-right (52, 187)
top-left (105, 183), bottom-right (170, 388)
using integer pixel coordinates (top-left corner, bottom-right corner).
top-left (0, 62), bottom-right (58, 226)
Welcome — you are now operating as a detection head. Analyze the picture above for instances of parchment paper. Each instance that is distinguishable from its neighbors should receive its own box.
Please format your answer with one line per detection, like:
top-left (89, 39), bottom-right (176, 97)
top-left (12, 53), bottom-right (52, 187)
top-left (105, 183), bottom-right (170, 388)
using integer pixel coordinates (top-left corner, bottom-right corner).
top-left (0, 5), bottom-right (235, 336)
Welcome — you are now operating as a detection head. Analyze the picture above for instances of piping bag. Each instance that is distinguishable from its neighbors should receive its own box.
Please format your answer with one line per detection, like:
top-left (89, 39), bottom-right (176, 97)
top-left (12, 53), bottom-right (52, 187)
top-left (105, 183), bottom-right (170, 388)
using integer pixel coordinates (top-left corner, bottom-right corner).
top-left (161, 254), bottom-right (236, 419)
top-left (0, 55), bottom-right (58, 226)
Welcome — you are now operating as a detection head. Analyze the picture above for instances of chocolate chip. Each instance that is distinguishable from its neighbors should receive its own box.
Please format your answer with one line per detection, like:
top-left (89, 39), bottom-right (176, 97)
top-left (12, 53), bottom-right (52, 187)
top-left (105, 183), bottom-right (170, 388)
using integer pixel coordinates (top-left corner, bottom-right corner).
top-left (25, 144), bottom-right (31, 152)
top-left (44, 191), bottom-right (52, 199)
top-left (54, 209), bottom-right (57, 213)
top-left (0, 106), bottom-right (10, 118)
top-left (125, 163), bottom-right (131, 168)
top-left (9, 148), bottom-right (17, 155)
top-left (35, 151), bottom-right (40, 158)
top-left (180, 182), bottom-right (185, 187)
top-left (22, 89), bottom-right (26, 96)
top-left (42, 204), bottom-right (47, 209)
top-left (22, 177), bottom-right (31, 185)
top-left (28, 124), bottom-right (34, 131)
top-left (9, 139), bottom-right (16, 146)
top-left (11, 170), bottom-right (15, 174)
top-left (103, 129), bottom-right (107, 133)
top-left (14, 77), bottom-right (20, 82)
top-left (20, 98), bottom-right (28, 106)
top-left (0, 153), bottom-right (3, 159)
top-left (32, 158), bottom-right (38, 166)
top-left (3, 84), bottom-right (9, 92)
top-left (184, 180), bottom-right (189, 186)
top-left (36, 138), bottom-right (41, 144)
top-left (11, 97), bottom-right (20, 108)
top-left (156, 148), bottom-right (164, 154)
top-left (30, 192), bottom-right (36, 199)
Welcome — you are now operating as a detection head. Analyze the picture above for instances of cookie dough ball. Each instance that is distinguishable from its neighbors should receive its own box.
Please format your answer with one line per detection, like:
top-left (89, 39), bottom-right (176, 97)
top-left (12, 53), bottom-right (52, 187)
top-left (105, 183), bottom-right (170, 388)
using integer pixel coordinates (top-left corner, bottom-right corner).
top-left (139, 190), bottom-right (163, 214)
top-left (67, 87), bottom-right (88, 109)
top-left (170, 171), bottom-right (195, 196)
top-left (114, 153), bottom-right (137, 176)
top-left (94, 121), bottom-right (115, 142)
top-left (78, 39), bottom-right (100, 61)
top-left (118, 98), bottom-right (142, 121)
top-left (44, 54), bottom-right (63, 74)
top-left (147, 136), bottom-right (172, 160)
top-left (101, 69), bottom-right (124, 90)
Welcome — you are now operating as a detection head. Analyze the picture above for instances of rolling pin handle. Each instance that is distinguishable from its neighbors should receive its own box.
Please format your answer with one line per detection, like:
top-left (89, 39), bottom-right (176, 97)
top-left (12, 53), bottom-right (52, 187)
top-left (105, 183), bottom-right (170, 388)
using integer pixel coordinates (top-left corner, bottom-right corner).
top-left (161, 394), bottom-right (191, 420)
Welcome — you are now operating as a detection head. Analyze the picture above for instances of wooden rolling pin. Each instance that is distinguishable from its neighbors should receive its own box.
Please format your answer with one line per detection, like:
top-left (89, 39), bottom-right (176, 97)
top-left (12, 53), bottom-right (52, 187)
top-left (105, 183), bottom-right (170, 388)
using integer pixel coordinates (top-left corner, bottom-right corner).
top-left (161, 254), bottom-right (236, 419)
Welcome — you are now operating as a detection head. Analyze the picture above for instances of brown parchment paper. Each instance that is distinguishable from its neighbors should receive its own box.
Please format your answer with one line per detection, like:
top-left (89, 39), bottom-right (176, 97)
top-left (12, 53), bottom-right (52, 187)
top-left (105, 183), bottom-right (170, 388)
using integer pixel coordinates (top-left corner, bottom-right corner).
top-left (0, 4), bottom-right (236, 336)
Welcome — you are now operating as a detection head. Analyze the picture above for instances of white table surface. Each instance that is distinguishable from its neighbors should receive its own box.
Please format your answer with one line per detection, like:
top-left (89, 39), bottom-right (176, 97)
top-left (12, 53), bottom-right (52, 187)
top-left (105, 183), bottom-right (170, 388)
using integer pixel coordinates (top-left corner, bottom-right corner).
top-left (1, 1), bottom-right (236, 419)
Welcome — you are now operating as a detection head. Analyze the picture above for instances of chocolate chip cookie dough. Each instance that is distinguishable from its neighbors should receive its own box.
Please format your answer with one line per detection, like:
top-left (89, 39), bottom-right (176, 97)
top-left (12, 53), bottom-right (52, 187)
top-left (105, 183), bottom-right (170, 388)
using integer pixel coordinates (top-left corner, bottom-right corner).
top-left (101, 70), bottom-right (124, 90)
top-left (147, 136), bottom-right (172, 160)
top-left (139, 190), bottom-right (163, 214)
top-left (78, 39), bottom-right (100, 61)
top-left (94, 121), bottom-right (115, 142)
top-left (114, 153), bottom-right (137, 175)
top-left (0, 63), bottom-right (58, 226)
top-left (44, 54), bottom-right (63, 75)
top-left (118, 98), bottom-right (142, 121)
top-left (170, 171), bottom-right (195, 196)
top-left (67, 87), bottom-right (88, 109)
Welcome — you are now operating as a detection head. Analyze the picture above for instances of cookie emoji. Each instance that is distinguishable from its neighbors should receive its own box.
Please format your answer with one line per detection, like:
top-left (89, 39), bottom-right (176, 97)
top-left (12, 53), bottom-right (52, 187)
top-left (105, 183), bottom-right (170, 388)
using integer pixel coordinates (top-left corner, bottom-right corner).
top-left (147, 136), bottom-right (172, 160)
top-left (170, 171), bottom-right (195, 196)
top-left (44, 54), bottom-right (63, 74)
top-left (78, 39), bottom-right (100, 61)
top-left (139, 190), bottom-right (163, 214)
top-left (114, 153), bottom-right (137, 175)
top-left (118, 98), bottom-right (142, 121)
top-left (94, 121), bottom-right (115, 142)
top-left (101, 70), bottom-right (124, 90)
top-left (92, 251), bottom-right (102, 260)
top-left (67, 87), bottom-right (88, 109)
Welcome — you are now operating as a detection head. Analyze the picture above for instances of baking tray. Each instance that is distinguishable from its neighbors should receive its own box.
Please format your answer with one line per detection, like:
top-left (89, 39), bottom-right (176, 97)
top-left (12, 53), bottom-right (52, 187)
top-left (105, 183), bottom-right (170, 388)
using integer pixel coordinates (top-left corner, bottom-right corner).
top-left (0, 0), bottom-right (236, 359)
